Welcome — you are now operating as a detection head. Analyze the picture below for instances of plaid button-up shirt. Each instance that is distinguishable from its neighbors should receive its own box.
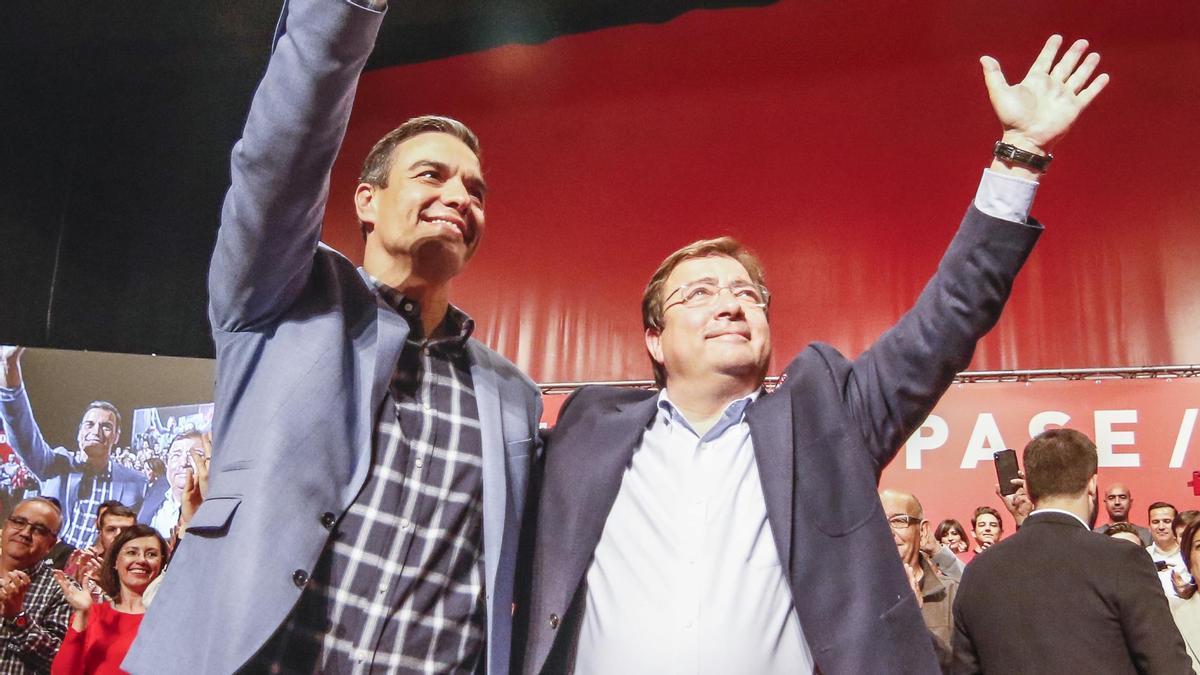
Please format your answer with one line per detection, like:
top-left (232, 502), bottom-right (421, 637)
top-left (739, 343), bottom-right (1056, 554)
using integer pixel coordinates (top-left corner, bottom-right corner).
top-left (0, 560), bottom-right (71, 675)
top-left (251, 283), bottom-right (488, 674)
top-left (59, 465), bottom-right (114, 549)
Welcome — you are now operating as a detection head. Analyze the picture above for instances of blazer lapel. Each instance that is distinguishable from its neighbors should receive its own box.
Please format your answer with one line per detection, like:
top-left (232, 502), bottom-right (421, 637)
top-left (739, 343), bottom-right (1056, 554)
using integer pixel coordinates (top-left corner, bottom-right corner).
top-left (746, 389), bottom-right (795, 574)
top-left (542, 394), bottom-right (659, 612)
top-left (468, 345), bottom-right (505, 622)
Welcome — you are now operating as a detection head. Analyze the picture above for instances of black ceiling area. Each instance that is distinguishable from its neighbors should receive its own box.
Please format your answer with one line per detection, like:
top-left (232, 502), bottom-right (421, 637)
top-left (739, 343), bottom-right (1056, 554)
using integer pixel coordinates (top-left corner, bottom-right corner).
top-left (0, 0), bottom-right (771, 359)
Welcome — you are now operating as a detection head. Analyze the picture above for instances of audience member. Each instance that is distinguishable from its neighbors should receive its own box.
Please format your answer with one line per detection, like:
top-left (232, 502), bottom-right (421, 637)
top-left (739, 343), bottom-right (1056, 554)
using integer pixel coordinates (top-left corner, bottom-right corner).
top-left (63, 503), bottom-right (136, 604)
top-left (968, 506), bottom-right (1004, 560)
top-left (0, 347), bottom-right (147, 549)
top-left (0, 497), bottom-right (71, 674)
top-left (1170, 519), bottom-right (1200, 670)
top-left (51, 525), bottom-right (168, 675)
top-left (136, 432), bottom-right (203, 541)
top-left (1105, 521), bottom-right (1150, 547)
top-left (1093, 482), bottom-right (1153, 546)
top-left (935, 519), bottom-right (970, 560)
top-left (1148, 501), bottom-right (1187, 602)
top-left (881, 489), bottom-right (959, 672)
top-left (952, 428), bottom-right (1190, 673)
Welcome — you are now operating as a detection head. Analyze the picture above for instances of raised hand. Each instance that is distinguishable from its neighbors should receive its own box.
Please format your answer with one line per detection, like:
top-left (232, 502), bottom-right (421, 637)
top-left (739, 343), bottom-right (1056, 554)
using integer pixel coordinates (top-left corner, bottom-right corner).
top-left (981, 36), bottom-right (1109, 156)
top-left (53, 570), bottom-right (95, 613)
top-left (0, 346), bottom-right (25, 389)
top-left (0, 571), bottom-right (32, 618)
top-left (995, 472), bottom-right (1033, 527)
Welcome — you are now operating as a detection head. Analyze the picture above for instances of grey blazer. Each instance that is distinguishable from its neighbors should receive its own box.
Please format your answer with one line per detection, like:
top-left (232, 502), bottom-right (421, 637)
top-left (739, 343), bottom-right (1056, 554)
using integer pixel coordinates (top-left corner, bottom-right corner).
top-left (124, 1), bottom-right (541, 673)
top-left (518, 206), bottom-right (1041, 674)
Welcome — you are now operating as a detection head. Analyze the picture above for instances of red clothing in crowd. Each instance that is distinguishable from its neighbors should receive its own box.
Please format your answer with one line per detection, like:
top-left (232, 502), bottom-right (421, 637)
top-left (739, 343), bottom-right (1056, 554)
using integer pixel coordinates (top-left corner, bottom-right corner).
top-left (51, 603), bottom-right (144, 675)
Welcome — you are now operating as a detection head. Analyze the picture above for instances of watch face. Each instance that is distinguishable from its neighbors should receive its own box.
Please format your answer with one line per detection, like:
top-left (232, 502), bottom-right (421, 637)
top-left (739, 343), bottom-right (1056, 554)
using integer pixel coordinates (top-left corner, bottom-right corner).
top-left (12, 614), bottom-right (28, 629)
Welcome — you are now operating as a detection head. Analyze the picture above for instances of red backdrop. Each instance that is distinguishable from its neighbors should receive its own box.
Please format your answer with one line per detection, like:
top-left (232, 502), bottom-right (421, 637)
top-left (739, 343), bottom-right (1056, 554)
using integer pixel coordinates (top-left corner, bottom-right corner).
top-left (319, 0), bottom-right (1200, 385)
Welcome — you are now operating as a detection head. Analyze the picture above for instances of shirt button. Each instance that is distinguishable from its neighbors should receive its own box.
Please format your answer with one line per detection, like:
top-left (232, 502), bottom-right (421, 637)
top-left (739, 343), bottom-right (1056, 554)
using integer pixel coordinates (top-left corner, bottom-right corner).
top-left (423, 403), bottom-right (433, 412)
top-left (355, 649), bottom-right (368, 663)
top-left (292, 569), bottom-right (309, 587)
top-left (400, 518), bottom-right (411, 530)
top-left (402, 302), bottom-right (414, 313)
top-left (549, 613), bottom-right (560, 629)
top-left (320, 512), bottom-right (336, 529)
top-left (415, 457), bottom-right (424, 469)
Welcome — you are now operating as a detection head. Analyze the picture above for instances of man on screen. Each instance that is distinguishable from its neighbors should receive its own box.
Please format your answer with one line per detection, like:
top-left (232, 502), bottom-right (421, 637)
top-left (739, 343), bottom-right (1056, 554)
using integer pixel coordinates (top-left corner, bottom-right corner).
top-left (0, 348), bottom-right (147, 550)
top-left (124, 0), bottom-right (541, 673)
top-left (519, 37), bottom-right (1110, 673)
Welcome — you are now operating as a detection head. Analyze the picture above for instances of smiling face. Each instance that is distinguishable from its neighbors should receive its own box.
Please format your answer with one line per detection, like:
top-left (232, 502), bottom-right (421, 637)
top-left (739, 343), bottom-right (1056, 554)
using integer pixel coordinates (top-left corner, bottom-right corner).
top-left (357, 132), bottom-right (486, 286)
top-left (645, 255), bottom-right (771, 394)
top-left (166, 435), bottom-right (204, 494)
top-left (1149, 506), bottom-right (1178, 550)
top-left (972, 514), bottom-right (1002, 547)
top-left (115, 536), bottom-right (164, 594)
top-left (1, 500), bottom-right (60, 570)
top-left (940, 526), bottom-right (965, 550)
top-left (881, 492), bottom-right (924, 567)
top-left (76, 407), bottom-right (119, 462)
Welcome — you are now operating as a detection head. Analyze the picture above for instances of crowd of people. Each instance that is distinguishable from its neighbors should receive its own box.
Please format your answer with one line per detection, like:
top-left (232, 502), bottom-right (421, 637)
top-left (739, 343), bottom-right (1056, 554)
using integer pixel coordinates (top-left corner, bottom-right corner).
top-left (886, 465), bottom-right (1199, 671)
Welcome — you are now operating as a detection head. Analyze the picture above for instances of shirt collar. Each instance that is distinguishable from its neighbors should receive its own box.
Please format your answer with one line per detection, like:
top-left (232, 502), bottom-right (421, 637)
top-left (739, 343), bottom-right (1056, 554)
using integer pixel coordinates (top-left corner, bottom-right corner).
top-left (363, 272), bottom-right (475, 351)
top-left (1029, 507), bottom-right (1089, 529)
top-left (656, 388), bottom-right (761, 441)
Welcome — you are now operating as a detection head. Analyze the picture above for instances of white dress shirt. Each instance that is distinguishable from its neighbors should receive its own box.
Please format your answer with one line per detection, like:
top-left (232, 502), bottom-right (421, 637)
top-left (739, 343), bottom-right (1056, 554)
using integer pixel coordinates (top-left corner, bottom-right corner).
top-left (575, 170), bottom-right (1038, 673)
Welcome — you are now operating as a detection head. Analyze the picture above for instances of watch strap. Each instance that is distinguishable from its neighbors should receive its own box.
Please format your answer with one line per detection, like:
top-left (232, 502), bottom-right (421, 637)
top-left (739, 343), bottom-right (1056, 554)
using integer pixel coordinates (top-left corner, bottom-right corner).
top-left (993, 141), bottom-right (1052, 172)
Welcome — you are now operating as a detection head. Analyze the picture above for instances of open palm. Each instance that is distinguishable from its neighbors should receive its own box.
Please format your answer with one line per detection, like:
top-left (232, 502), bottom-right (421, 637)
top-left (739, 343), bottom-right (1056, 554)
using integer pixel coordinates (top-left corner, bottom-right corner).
top-left (53, 570), bottom-right (94, 613)
top-left (982, 36), bottom-right (1110, 154)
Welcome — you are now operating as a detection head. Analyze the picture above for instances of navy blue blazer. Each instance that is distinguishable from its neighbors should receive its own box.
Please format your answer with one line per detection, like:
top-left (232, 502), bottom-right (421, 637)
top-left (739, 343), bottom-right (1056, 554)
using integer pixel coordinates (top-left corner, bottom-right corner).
top-left (124, 1), bottom-right (541, 673)
top-left (519, 206), bottom-right (1041, 674)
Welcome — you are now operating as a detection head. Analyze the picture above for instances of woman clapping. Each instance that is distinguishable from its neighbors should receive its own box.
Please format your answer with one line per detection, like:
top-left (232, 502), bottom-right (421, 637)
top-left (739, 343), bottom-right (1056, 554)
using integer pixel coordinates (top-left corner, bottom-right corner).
top-left (51, 525), bottom-right (169, 674)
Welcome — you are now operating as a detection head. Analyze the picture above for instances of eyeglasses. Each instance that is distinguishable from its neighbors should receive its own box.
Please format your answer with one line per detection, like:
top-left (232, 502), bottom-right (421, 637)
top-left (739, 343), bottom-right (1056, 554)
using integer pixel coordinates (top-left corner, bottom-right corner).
top-left (663, 281), bottom-right (770, 313)
top-left (887, 515), bottom-right (922, 530)
top-left (6, 515), bottom-right (57, 538)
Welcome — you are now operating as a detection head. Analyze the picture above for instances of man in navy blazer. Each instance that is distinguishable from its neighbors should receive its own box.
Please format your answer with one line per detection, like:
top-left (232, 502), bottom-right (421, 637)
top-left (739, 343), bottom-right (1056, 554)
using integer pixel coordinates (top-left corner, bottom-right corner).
top-left (518, 37), bottom-right (1109, 674)
top-left (125, 0), bottom-right (541, 672)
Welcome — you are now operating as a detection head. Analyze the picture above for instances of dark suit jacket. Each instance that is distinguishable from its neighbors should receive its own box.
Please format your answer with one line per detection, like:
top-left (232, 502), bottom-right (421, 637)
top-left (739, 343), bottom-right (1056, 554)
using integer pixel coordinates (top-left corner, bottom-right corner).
top-left (952, 511), bottom-right (1193, 674)
top-left (517, 206), bottom-right (1042, 674)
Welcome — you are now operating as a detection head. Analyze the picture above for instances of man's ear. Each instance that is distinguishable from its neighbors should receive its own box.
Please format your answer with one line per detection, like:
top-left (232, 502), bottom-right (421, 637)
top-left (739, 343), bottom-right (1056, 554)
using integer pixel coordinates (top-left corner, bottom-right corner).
top-left (645, 328), bottom-right (664, 367)
top-left (354, 183), bottom-right (377, 228)
top-left (1086, 474), bottom-right (1098, 499)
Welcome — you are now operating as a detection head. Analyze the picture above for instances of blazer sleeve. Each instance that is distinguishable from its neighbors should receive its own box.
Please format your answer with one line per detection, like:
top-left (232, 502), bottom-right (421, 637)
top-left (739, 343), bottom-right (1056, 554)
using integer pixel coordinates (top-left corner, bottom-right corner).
top-left (842, 205), bottom-right (1041, 472)
top-left (0, 385), bottom-right (74, 481)
top-left (208, 0), bottom-right (385, 332)
top-left (1115, 544), bottom-right (1194, 673)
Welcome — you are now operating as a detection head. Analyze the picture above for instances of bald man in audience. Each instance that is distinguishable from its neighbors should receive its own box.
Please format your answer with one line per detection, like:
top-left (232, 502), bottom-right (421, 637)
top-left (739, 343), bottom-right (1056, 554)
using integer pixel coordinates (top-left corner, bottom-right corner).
top-left (1093, 482), bottom-right (1152, 546)
top-left (0, 498), bottom-right (71, 674)
top-left (880, 489), bottom-right (959, 672)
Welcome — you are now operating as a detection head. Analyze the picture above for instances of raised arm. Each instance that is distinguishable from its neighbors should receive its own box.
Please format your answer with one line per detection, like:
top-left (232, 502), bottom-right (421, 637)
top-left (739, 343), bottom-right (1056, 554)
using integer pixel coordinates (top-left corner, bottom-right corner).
top-left (843, 37), bottom-right (1109, 468)
top-left (0, 346), bottom-right (71, 480)
top-left (208, 0), bottom-right (386, 331)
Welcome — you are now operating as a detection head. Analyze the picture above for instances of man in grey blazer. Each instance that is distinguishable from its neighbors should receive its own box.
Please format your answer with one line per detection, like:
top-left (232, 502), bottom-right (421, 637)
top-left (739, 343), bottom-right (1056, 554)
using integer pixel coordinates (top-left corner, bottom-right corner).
top-left (518, 37), bottom-right (1108, 674)
top-left (125, 0), bottom-right (541, 672)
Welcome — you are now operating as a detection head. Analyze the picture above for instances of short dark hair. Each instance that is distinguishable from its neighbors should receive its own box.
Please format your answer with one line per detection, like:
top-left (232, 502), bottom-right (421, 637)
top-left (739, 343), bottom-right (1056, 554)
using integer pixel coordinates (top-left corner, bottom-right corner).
top-left (99, 503), bottom-right (137, 528)
top-left (971, 506), bottom-right (1002, 531)
top-left (934, 519), bottom-right (966, 542)
top-left (84, 400), bottom-right (122, 435)
top-left (641, 237), bottom-right (770, 387)
top-left (1022, 428), bottom-right (1097, 502)
top-left (1182, 519), bottom-right (1200, 579)
top-left (1148, 501), bottom-right (1177, 520)
top-left (100, 524), bottom-right (170, 601)
top-left (356, 115), bottom-right (482, 239)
